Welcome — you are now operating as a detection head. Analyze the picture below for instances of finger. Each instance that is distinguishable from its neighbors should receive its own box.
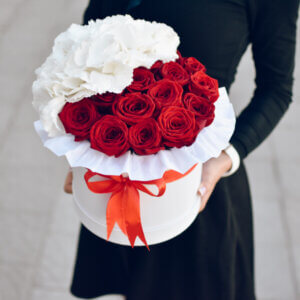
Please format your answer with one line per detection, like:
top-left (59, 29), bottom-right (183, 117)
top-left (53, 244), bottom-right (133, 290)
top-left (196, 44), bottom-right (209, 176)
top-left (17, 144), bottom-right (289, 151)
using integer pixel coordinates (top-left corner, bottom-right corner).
top-left (198, 184), bottom-right (214, 212)
top-left (199, 191), bottom-right (209, 212)
top-left (199, 199), bottom-right (206, 212)
top-left (64, 183), bottom-right (73, 194)
top-left (64, 171), bottom-right (73, 194)
top-left (197, 182), bottom-right (207, 212)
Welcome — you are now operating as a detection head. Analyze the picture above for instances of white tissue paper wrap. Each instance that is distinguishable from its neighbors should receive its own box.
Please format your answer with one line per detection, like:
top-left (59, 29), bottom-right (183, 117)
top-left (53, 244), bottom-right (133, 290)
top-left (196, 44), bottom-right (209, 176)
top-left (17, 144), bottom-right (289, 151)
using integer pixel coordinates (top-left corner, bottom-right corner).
top-left (34, 87), bottom-right (236, 181)
top-left (32, 14), bottom-right (180, 137)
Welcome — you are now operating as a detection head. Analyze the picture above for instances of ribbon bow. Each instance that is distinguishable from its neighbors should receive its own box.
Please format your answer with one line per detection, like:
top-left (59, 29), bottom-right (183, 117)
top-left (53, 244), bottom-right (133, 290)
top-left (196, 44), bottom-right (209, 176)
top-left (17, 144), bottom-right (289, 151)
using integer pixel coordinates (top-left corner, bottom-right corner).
top-left (84, 164), bottom-right (197, 250)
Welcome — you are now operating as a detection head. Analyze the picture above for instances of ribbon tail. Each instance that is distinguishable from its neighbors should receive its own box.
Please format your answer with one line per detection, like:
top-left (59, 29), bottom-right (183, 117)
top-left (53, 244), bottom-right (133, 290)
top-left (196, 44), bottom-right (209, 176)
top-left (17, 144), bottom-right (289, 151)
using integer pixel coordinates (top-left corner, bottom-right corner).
top-left (124, 184), bottom-right (149, 250)
top-left (106, 189), bottom-right (127, 239)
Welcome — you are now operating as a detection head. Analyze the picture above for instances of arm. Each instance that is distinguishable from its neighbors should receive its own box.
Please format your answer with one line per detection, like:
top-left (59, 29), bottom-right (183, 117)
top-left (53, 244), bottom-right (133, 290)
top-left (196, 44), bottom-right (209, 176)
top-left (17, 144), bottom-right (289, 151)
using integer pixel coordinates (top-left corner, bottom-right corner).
top-left (198, 0), bottom-right (299, 210)
top-left (230, 0), bottom-right (299, 159)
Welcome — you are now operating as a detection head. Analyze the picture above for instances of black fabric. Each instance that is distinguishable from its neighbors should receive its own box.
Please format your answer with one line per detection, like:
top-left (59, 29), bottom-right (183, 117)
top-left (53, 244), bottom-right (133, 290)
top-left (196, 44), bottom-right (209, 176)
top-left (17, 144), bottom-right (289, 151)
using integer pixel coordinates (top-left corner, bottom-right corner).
top-left (70, 1), bottom-right (299, 299)
top-left (71, 161), bottom-right (254, 300)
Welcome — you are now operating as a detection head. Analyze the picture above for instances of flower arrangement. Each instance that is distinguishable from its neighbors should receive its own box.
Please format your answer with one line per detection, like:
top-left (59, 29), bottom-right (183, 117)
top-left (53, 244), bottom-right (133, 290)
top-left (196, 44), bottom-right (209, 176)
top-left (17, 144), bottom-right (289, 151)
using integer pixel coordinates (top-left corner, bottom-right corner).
top-left (33, 15), bottom-right (236, 248)
top-left (57, 52), bottom-right (218, 157)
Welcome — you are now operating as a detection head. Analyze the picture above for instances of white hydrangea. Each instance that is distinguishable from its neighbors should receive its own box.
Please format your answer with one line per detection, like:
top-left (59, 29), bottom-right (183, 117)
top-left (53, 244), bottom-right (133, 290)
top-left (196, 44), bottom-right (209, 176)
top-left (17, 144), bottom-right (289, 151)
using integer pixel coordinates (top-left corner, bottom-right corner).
top-left (32, 14), bottom-right (180, 137)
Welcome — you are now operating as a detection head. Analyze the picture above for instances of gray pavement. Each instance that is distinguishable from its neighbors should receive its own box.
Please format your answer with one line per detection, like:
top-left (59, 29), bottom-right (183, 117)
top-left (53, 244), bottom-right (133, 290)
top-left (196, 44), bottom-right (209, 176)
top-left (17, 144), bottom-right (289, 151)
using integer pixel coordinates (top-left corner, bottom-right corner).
top-left (0, 1), bottom-right (299, 299)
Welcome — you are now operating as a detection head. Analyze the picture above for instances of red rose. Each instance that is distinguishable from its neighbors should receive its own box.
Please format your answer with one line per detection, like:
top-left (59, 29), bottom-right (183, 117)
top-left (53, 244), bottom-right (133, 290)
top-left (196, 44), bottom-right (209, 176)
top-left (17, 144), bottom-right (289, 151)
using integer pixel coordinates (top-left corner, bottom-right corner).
top-left (183, 93), bottom-right (215, 131)
top-left (112, 93), bottom-right (156, 125)
top-left (161, 61), bottom-right (189, 85)
top-left (175, 50), bottom-right (185, 66)
top-left (91, 92), bottom-right (118, 111)
top-left (150, 60), bottom-right (163, 80)
top-left (147, 79), bottom-right (183, 109)
top-left (129, 118), bottom-right (163, 155)
top-left (157, 106), bottom-right (196, 148)
top-left (183, 57), bottom-right (206, 74)
top-left (127, 67), bottom-right (155, 92)
top-left (189, 71), bottom-right (219, 102)
top-left (58, 98), bottom-right (100, 141)
top-left (90, 115), bottom-right (129, 157)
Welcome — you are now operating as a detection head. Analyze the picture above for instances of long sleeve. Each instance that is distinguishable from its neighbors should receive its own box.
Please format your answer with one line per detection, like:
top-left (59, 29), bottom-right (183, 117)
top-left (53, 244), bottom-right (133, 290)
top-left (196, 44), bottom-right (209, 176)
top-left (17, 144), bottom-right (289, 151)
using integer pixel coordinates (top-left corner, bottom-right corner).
top-left (229, 0), bottom-right (299, 159)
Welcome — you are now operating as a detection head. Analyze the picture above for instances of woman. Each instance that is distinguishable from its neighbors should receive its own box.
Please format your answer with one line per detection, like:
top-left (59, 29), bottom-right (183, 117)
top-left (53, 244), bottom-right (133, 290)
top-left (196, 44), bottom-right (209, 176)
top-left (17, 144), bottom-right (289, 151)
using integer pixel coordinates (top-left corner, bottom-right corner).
top-left (66, 0), bottom-right (299, 299)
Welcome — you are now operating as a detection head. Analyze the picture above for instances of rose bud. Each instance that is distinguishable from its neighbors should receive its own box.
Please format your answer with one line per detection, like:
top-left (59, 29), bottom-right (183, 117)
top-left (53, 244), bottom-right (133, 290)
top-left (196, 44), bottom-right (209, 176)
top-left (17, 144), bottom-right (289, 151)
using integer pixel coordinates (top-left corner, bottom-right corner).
top-left (90, 115), bottom-right (129, 157)
top-left (129, 118), bottom-right (164, 155)
top-left (175, 50), bottom-right (185, 66)
top-left (112, 92), bottom-right (156, 125)
top-left (127, 67), bottom-right (155, 92)
top-left (150, 60), bottom-right (164, 80)
top-left (157, 106), bottom-right (196, 148)
top-left (161, 61), bottom-right (189, 85)
top-left (188, 71), bottom-right (219, 103)
top-left (90, 92), bottom-right (118, 113)
top-left (183, 93), bottom-right (215, 133)
top-left (183, 57), bottom-right (206, 74)
top-left (58, 98), bottom-right (100, 141)
top-left (147, 79), bottom-right (183, 109)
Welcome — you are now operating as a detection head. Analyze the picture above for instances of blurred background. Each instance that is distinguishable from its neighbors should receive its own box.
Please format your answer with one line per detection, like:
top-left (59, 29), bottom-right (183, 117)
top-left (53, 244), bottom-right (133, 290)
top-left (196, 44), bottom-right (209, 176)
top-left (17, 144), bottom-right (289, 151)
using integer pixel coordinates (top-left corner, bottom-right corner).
top-left (0, 1), bottom-right (299, 299)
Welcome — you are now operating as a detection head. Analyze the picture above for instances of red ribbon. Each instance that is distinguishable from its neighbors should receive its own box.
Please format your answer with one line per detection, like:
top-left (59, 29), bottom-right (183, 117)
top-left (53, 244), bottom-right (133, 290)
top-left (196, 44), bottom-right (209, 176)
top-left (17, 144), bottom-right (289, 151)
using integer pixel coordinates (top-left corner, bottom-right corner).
top-left (84, 163), bottom-right (198, 250)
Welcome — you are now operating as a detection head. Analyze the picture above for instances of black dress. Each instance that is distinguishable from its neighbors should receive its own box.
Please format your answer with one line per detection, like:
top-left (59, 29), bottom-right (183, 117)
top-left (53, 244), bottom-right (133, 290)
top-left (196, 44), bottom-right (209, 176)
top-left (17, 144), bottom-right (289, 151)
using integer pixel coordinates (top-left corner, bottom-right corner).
top-left (70, 1), bottom-right (299, 299)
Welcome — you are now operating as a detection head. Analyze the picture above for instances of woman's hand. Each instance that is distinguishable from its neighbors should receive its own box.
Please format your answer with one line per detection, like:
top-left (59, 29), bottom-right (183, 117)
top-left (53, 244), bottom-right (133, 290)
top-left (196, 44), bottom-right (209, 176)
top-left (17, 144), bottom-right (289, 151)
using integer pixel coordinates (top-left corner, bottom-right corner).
top-left (197, 151), bottom-right (232, 212)
top-left (64, 170), bottom-right (73, 194)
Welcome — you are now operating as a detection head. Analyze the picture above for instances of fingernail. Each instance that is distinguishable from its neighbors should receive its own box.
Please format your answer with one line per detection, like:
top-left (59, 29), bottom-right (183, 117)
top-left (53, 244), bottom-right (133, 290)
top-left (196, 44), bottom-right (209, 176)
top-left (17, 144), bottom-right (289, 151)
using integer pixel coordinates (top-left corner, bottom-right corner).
top-left (198, 186), bottom-right (206, 196)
